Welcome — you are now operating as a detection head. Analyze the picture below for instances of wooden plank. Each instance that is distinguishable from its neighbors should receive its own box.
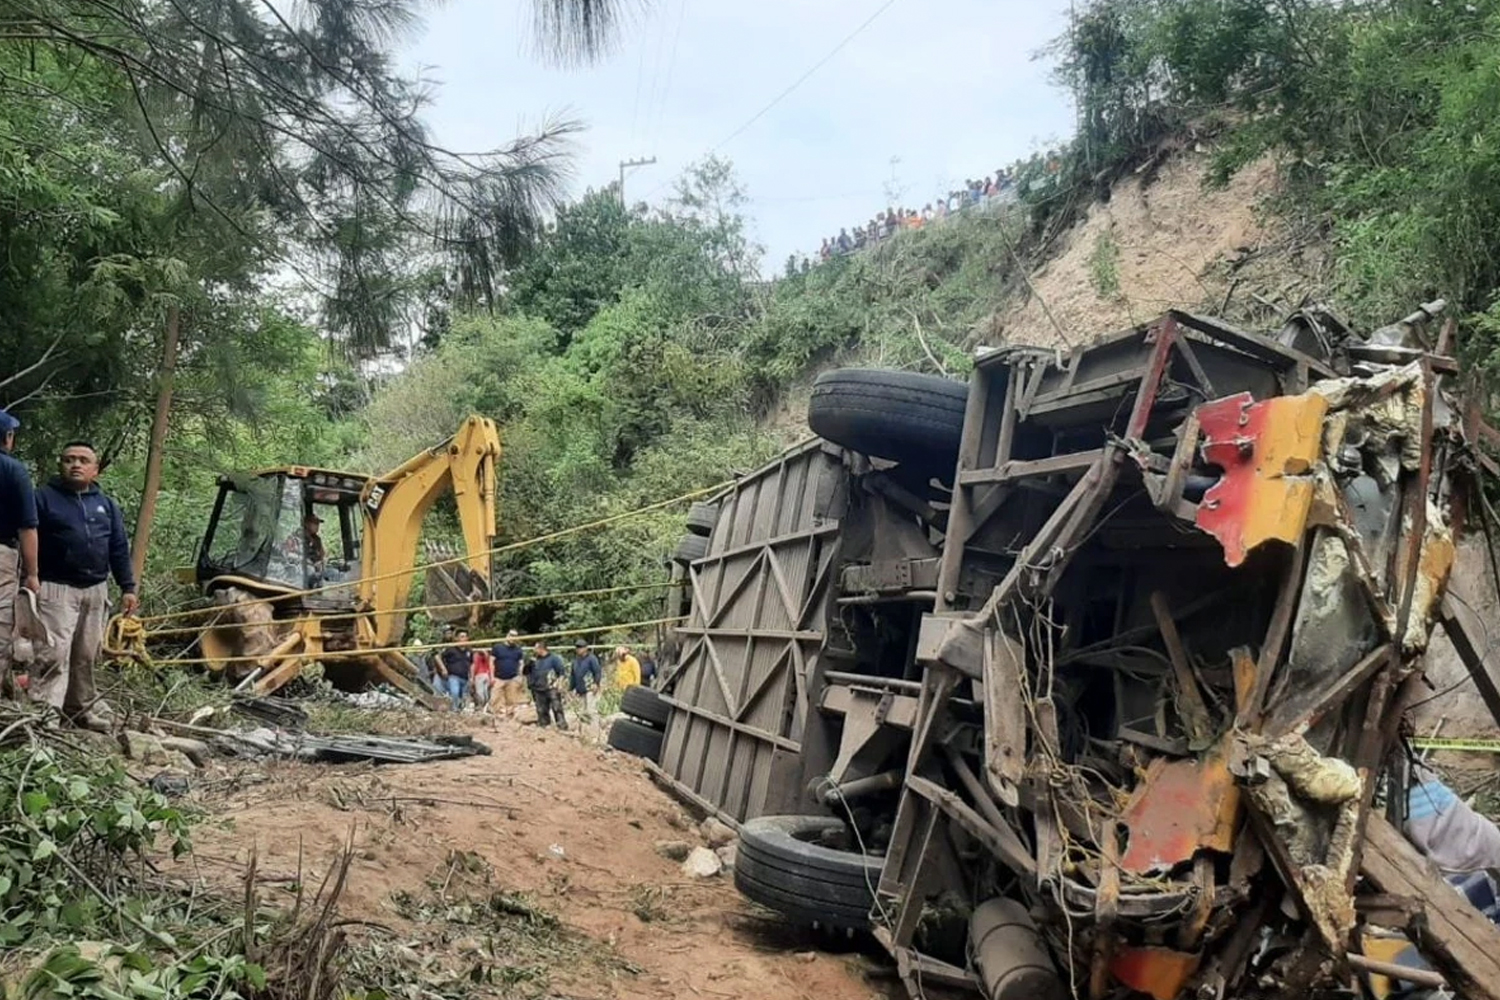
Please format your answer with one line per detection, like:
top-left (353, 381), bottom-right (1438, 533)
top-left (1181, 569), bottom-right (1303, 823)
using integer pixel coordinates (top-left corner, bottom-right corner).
top-left (1172, 310), bottom-right (1338, 378)
top-left (1149, 591), bottom-right (1213, 746)
top-left (1360, 813), bottom-right (1500, 1000)
top-left (1156, 412), bottom-right (1201, 513)
top-left (1438, 595), bottom-right (1500, 728)
top-left (1263, 644), bottom-right (1392, 738)
top-left (1238, 538), bottom-right (1308, 730)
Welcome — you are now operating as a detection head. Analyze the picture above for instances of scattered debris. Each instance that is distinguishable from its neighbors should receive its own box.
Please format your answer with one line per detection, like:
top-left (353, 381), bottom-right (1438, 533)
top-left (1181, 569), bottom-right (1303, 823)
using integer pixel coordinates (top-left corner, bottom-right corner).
top-left (681, 846), bottom-right (722, 878)
top-left (229, 694), bottom-right (309, 729)
top-left (701, 816), bottom-right (736, 848)
top-left (207, 725), bottom-right (491, 764)
top-left (656, 303), bottom-right (1500, 998)
top-left (654, 839), bottom-right (693, 861)
top-left (147, 771), bottom-right (191, 797)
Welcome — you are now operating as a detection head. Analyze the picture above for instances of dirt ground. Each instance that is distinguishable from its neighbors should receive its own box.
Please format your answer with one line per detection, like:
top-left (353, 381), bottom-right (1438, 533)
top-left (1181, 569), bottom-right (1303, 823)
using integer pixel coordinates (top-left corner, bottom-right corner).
top-left (175, 713), bottom-right (892, 1000)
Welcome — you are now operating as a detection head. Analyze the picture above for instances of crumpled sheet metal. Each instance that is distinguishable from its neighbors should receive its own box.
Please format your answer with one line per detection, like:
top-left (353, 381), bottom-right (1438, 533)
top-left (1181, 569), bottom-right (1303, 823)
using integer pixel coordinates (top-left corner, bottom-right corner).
top-left (1311, 361), bottom-right (1426, 472)
top-left (1196, 392), bottom-right (1327, 566)
top-left (1402, 502), bottom-right (1456, 653)
top-left (1119, 746), bottom-right (1241, 875)
top-left (1110, 947), bottom-right (1201, 1000)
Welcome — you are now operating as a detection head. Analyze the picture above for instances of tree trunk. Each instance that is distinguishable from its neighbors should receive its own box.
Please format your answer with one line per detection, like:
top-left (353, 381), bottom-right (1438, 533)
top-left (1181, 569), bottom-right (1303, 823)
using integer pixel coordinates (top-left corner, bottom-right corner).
top-left (131, 303), bottom-right (181, 585)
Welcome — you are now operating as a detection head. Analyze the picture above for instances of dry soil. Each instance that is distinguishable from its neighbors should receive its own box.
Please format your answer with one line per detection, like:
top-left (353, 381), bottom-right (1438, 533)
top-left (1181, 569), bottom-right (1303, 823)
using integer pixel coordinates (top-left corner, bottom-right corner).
top-left (179, 714), bottom-right (892, 1000)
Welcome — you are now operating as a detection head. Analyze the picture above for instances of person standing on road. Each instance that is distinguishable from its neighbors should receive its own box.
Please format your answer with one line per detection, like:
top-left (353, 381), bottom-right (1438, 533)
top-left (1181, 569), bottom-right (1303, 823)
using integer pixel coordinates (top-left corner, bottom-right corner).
top-left (0, 410), bottom-right (38, 698)
top-left (639, 649), bottom-right (658, 688)
top-left (526, 639), bottom-right (568, 729)
top-left (613, 645), bottom-right (641, 690)
top-left (470, 644), bottom-right (494, 712)
top-left (491, 628), bottom-right (527, 717)
top-left (31, 441), bottom-right (136, 728)
top-left (570, 638), bottom-right (601, 716)
top-left (438, 629), bottom-right (472, 711)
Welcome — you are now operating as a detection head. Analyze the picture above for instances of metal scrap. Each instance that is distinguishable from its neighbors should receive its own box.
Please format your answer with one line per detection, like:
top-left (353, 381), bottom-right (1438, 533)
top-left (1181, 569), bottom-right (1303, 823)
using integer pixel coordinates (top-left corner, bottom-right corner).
top-left (213, 727), bottom-right (492, 764)
top-left (657, 300), bottom-right (1500, 999)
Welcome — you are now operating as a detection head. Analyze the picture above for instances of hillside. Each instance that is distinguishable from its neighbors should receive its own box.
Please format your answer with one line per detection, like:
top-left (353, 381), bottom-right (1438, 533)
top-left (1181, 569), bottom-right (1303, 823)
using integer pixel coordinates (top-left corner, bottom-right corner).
top-left (989, 151), bottom-right (1324, 344)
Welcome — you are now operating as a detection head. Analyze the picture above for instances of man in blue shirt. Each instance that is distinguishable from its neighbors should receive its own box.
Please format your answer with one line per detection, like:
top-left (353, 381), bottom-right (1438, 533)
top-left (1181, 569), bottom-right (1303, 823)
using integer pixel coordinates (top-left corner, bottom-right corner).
top-left (525, 639), bottom-right (568, 730)
top-left (570, 638), bottom-right (602, 716)
top-left (31, 441), bottom-right (136, 729)
top-left (491, 628), bottom-right (527, 718)
top-left (0, 409), bottom-right (38, 697)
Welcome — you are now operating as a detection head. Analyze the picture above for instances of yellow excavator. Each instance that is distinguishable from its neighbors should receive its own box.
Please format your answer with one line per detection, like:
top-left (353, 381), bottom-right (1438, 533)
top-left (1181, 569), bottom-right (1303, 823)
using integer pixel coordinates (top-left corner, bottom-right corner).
top-left (188, 415), bottom-right (500, 695)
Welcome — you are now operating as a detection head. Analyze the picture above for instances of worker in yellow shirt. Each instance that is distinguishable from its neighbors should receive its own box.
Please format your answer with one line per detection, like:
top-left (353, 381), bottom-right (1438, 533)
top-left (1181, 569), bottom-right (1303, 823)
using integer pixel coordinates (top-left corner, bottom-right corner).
top-left (613, 645), bottom-right (642, 689)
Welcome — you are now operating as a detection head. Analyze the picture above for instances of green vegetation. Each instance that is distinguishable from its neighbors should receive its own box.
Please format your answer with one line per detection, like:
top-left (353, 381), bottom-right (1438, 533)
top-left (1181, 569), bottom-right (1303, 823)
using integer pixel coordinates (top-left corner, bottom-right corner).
top-left (1088, 231), bottom-right (1122, 299)
top-left (357, 161), bottom-right (1020, 634)
top-left (1050, 0), bottom-right (1500, 365)
top-left (14, 0), bottom-right (1500, 990)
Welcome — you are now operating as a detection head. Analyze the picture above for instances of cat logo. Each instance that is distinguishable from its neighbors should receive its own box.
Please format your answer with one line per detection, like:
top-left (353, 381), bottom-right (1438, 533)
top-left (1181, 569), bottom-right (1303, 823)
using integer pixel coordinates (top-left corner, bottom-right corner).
top-left (366, 485), bottom-right (386, 513)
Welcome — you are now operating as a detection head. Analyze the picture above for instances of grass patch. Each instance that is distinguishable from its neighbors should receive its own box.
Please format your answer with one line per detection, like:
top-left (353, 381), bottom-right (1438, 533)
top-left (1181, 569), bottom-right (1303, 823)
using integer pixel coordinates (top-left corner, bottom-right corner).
top-left (1089, 231), bottom-right (1122, 299)
top-left (388, 882), bottom-right (633, 999)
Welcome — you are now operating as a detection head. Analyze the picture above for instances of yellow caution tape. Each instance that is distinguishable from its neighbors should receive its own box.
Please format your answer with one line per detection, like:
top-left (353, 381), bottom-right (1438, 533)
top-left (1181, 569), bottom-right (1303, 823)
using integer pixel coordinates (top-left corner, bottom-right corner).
top-left (1410, 737), bottom-right (1500, 754)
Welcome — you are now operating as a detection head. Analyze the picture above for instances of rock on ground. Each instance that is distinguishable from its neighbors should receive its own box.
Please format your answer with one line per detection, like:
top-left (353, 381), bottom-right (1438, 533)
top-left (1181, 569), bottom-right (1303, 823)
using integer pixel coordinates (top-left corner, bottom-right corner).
top-left (701, 816), bottom-right (736, 848)
top-left (654, 839), bottom-right (692, 861)
top-left (681, 846), bottom-right (723, 878)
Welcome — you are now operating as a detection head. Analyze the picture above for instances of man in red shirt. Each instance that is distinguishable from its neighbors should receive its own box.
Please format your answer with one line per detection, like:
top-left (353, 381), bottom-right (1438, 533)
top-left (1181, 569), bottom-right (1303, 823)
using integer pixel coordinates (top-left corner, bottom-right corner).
top-left (470, 645), bottom-right (494, 712)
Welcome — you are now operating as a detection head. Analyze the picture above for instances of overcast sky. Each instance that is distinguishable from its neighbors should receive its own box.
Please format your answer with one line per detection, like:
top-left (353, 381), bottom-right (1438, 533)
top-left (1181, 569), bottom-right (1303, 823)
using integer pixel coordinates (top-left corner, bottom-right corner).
top-left (402, 1), bottom-right (1076, 270)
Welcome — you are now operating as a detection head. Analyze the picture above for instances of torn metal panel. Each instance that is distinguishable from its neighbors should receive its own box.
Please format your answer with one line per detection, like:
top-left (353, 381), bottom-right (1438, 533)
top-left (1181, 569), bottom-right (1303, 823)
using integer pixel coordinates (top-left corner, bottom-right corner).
top-left (213, 727), bottom-right (492, 764)
top-left (1118, 746), bottom-right (1240, 875)
top-left (1361, 813), bottom-right (1500, 1000)
top-left (1196, 392), bottom-right (1327, 566)
top-left (1110, 947), bottom-right (1201, 1000)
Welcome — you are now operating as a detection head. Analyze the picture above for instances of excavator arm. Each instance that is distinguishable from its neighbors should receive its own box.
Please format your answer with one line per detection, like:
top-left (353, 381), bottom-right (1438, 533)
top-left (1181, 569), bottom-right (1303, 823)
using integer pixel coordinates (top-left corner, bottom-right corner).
top-left (358, 415), bottom-right (501, 646)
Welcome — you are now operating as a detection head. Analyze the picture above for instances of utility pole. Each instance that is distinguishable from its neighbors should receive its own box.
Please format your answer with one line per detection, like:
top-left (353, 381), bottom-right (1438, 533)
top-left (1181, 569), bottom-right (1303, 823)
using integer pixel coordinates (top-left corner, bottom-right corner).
top-left (618, 156), bottom-right (657, 207)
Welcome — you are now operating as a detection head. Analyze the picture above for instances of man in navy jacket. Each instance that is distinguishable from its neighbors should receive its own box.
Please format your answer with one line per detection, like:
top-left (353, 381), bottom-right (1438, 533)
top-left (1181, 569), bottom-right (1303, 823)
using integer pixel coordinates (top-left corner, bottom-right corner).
top-left (31, 441), bottom-right (136, 728)
top-left (0, 409), bottom-right (38, 696)
top-left (570, 638), bottom-right (602, 716)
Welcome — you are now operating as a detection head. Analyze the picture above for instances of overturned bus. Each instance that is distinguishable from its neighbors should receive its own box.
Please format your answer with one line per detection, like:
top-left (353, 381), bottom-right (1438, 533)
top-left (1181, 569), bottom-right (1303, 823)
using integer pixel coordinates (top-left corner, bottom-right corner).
top-left (648, 302), bottom-right (1500, 999)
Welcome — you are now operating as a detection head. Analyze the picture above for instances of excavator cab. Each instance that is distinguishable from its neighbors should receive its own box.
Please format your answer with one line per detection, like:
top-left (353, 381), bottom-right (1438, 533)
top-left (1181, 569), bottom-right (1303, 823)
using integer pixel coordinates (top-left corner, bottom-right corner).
top-left (196, 468), bottom-right (370, 609)
top-left (184, 415), bottom-right (500, 694)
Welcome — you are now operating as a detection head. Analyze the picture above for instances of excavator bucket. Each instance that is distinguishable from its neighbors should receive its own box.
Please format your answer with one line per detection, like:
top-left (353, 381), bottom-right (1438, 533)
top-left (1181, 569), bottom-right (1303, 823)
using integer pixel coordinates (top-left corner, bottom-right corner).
top-left (423, 541), bottom-right (488, 624)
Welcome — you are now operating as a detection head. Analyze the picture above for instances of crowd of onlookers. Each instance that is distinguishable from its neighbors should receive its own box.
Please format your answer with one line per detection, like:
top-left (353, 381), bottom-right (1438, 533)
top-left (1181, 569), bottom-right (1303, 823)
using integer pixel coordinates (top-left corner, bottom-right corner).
top-left (415, 627), bottom-right (656, 730)
top-left (808, 167), bottom-right (1019, 266)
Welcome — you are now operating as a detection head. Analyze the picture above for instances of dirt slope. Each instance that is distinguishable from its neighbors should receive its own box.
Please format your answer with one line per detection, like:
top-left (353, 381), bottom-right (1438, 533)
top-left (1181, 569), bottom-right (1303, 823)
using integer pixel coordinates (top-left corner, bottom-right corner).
top-left (180, 718), bottom-right (888, 1000)
top-left (980, 150), bottom-right (1328, 349)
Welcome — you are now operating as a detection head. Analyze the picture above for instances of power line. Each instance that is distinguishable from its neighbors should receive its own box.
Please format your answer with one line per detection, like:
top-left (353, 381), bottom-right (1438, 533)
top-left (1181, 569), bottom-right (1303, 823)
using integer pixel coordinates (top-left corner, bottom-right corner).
top-left (641, 0), bottom-right (903, 203)
top-left (711, 0), bottom-right (902, 153)
top-left (647, 0), bottom-right (689, 146)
